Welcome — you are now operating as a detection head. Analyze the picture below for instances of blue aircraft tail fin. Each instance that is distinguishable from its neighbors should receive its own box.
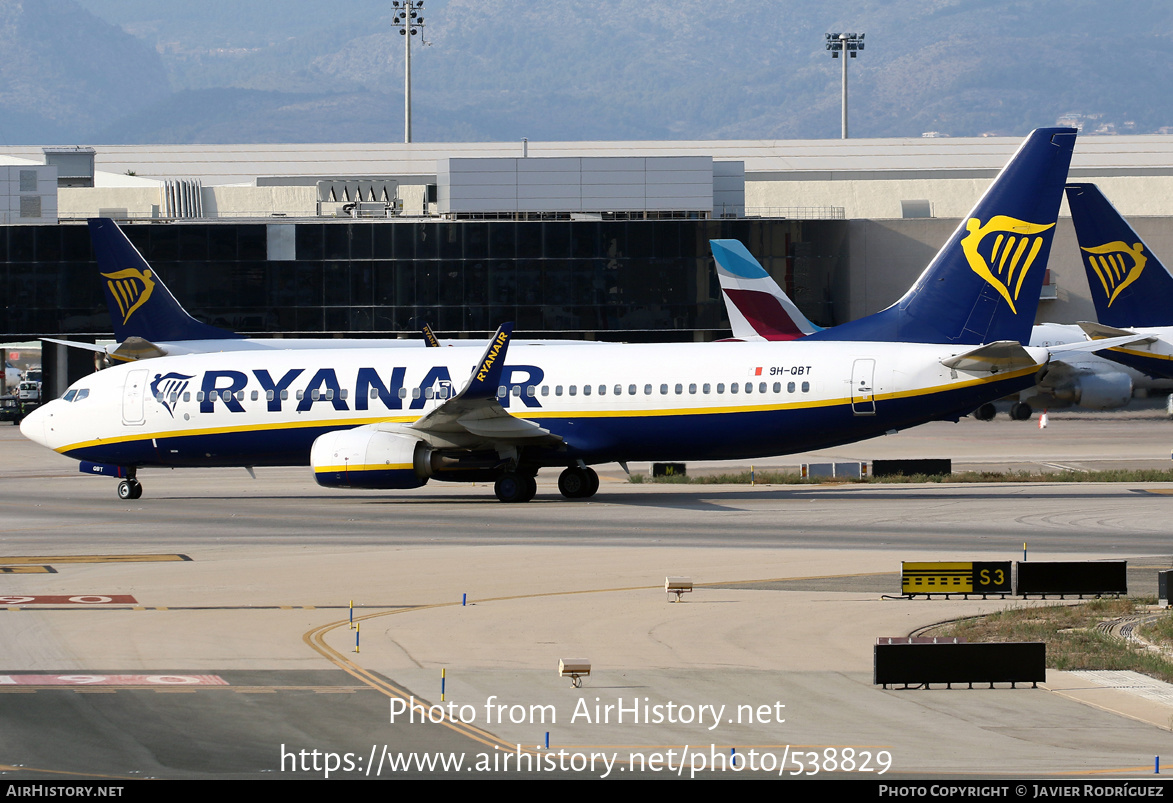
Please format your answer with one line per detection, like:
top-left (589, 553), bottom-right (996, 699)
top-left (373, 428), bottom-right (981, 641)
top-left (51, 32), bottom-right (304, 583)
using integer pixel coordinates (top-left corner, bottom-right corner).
top-left (810, 127), bottom-right (1077, 345)
top-left (1065, 183), bottom-right (1173, 328)
top-left (89, 218), bottom-right (244, 343)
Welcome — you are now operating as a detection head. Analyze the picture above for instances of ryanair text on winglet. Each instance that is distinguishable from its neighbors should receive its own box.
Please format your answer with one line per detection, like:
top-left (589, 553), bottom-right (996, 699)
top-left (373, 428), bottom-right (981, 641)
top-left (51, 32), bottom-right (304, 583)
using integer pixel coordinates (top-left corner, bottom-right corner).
top-left (476, 330), bottom-right (509, 382)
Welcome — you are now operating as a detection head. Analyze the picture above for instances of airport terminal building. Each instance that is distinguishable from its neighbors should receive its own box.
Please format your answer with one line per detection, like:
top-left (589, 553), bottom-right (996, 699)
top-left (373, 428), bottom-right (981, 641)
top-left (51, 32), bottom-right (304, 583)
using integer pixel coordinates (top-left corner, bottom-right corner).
top-left (5, 135), bottom-right (1173, 395)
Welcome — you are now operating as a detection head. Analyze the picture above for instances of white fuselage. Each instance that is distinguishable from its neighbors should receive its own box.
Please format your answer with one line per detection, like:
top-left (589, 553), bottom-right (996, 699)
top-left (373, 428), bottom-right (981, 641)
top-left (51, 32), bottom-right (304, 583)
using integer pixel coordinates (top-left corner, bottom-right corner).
top-left (23, 339), bottom-right (1047, 472)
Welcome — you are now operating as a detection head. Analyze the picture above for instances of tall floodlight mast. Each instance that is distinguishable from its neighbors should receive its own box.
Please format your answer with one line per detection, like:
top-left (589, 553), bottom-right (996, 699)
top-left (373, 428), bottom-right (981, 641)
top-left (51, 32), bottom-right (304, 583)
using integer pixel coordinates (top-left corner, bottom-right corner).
top-left (392, 1), bottom-right (426, 143)
top-left (825, 32), bottom-right (864, 139)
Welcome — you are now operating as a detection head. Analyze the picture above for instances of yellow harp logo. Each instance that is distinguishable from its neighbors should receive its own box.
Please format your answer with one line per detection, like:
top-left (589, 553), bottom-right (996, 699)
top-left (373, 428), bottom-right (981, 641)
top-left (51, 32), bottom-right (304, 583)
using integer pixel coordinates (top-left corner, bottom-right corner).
top-left (1081, 241), bottom-right (1146, 307)
top-left (102, 268), bottom-right (155, 325)
top-left (960, 215), bottom-right (1055, 315)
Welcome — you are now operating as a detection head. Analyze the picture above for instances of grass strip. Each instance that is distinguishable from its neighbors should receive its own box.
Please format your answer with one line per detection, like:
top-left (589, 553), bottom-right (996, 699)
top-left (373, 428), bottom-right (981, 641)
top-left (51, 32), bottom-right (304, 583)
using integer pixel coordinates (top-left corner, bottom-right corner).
top-left (922, 598), bottom-right (1173, 683)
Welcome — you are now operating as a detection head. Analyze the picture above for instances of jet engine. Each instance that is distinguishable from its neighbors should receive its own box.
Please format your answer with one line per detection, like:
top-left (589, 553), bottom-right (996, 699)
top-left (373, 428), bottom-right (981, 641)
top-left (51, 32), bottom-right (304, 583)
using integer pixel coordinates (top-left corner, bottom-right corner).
top-left (310, 428), bottom-right (430, 489)
top-left (1033, 370), bottom-right (1133, 411)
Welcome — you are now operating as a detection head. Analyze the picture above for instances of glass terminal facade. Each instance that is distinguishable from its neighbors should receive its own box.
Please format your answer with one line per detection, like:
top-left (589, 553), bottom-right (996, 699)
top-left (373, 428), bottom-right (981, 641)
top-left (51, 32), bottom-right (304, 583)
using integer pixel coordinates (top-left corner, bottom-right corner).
top-left (0, 218), bottom-right (843, 342)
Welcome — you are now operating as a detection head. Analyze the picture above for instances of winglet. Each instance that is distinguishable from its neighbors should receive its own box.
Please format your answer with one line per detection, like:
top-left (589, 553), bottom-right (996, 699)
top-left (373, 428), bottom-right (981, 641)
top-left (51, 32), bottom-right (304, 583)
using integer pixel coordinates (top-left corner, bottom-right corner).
top-left (1066, 183), bottom-right (1173, 328)
top-left (461, 323), bottom-right (514, 400)
top-left (710, 239), bottom-right (820, 340)
top-left (810, 127), bottom-right (1077, 345)
top-left (89, 218), bottom-right (244, 343)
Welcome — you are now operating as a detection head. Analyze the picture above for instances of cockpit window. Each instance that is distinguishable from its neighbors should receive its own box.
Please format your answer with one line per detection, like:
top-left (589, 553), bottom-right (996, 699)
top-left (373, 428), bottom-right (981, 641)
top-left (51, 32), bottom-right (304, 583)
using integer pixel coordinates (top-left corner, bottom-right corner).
top-left (63, 390), bottom-right (76, 401)
top-left (63, 388), bottom-right (89, 402)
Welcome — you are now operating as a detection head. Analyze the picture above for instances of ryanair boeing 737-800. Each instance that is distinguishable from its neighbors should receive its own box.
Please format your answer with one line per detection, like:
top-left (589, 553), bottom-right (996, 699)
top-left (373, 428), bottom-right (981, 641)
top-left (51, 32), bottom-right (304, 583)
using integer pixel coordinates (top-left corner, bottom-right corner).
top-left (22, 128), bottom-right (1086, 502)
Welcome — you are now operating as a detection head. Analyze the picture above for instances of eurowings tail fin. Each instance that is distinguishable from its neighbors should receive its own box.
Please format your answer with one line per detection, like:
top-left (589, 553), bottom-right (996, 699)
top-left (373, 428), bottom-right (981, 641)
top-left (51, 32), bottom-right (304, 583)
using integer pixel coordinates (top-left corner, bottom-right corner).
top-left (810, 127), bottom-right (1077, 345)
top-left (709, 239), bottom-right (820, 340)
top-left (1065, 183), bottom-right (1173, 328)
top-left (89, 218), bottom-right (244, 343)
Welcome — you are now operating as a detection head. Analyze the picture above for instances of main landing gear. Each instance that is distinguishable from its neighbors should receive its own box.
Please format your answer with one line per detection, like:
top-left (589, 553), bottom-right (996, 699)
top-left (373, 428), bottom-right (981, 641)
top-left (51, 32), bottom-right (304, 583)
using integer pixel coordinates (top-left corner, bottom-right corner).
top-left (117, 478), bottom-right (143, 500)
top-left (557, 466), bottom-right (599, 500)
top-left (494, 472), bottom-right (537, 503)
top-left (491, 466), bottom-right (601, 503)
top-left (1009, 401), bottom-right (1033, 421)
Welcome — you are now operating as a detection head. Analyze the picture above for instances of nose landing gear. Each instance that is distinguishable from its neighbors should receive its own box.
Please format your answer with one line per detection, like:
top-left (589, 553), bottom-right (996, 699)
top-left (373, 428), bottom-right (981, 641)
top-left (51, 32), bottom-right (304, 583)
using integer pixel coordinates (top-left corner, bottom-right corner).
top-left (117, 478), bottom-right (143, 500)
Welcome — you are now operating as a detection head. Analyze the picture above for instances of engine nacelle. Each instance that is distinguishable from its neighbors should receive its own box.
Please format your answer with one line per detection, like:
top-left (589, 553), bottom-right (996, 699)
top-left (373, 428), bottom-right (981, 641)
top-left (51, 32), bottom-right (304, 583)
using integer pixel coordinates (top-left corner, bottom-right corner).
top-left (310, 428), bottom-right (429, 489)
top-left (1072, 372), bottom-right (1133, 410)
top-left (1035, 370), bottom-right (1133, 411)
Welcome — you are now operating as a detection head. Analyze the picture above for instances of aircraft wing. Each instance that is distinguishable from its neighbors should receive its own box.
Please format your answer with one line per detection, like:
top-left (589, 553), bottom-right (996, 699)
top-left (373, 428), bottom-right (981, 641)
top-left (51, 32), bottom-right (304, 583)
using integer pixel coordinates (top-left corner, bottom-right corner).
top-left (409, 323), bottom-right (562, 444)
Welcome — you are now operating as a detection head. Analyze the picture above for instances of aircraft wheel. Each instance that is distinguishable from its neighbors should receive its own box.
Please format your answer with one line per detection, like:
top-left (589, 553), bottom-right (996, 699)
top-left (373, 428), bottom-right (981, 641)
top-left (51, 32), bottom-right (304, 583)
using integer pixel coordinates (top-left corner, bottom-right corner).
top-left (1010, 402), bottom-right (1033, 421)
top-left (582, 467), bottom-right (599, 498)
top-left (118, 480), bottom-right (142, 500)
top-left (494, 472), bottom-right (532, 503)
top-left (558, 467), bottom-right (599, 499)
top-left (973, 403), bottom-right (996, 421)
top-left (558, 467), bottom-right (589, 498)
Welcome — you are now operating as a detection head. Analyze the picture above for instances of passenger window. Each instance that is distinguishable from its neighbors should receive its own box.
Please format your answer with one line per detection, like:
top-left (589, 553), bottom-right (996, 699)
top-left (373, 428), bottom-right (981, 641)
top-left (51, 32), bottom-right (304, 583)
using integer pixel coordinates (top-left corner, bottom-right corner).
top-left (424, 387), bottom-right (434, 399)
top-left (170, 393), bottom-right (179, 404)
top-left (689, 384), bottom-right (697, 394)
top-left (628, 384), bottom-right (636, 395)
top-left (526, 386), bottom-right (536, 397)
top-left (787, 382), bottom-right (795, 393)
top-left (675, 384), bottom-right (683, 395)
top-left (614, 385), bottom-right (622, 396)
top-left (281, 390), bottom-right (289, 401)
top-left (744, 383), bottom-right (752, 394)
top-left (340, 389), bottom-right (348, 400)
top-left (583, 385), bottom-right (592, 396)
top-left (730, 383), bottom-right (739, 394)
top-left (759, 383), bottom-right (767, 394)
top-left (802, 381), bottom-right (810, 392)
top-left (510, 386), bottom-right (520, 397)
top-left (541, 386), bottom-right (550, 396)
top-left (644, 384), bottom-right (652, 395)
top-left (181, 391), bottom-right (188, 402)
top-left (773, 382), bottom-right (781, 393)
top-left (267, 390), bottom-right (275, 401)
top-left (398, 388), bottom-right (408, 399)
top-left (555, 385), bottom-right (563, 396)
top-left (412, 388), bottom-right (421, 399)
top-left (716, 383), bottom-right (724, 394)
top-left (569, 385), bottom-right (577, 396)
top-left (496, 385), bottom-right (506, 397)
top-left (197, 392), bottom-right (206, 402)
top-left (311, 389), bottom-right (320, 401)
top-left (370, 388), bottom-right (378, 399)
top-left (659, 384), bottom-right (668, 395)
top-left (597, 385), bottom-right (606, 396)
top-left (703, 383), bottom-right (711, 394)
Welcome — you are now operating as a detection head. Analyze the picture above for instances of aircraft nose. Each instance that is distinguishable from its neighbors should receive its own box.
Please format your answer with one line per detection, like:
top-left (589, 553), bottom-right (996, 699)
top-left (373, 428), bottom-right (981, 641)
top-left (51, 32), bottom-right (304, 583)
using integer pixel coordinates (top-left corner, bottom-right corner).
top-left (19, 402), bottom-right (52, 450)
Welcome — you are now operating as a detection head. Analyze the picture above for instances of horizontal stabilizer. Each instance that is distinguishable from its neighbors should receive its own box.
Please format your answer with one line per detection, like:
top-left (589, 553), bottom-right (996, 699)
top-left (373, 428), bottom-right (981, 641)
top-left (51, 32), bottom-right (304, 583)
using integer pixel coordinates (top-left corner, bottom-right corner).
top-left (41, 338), bottom-right (109, 354)
top-left (109, 337), bottom-right (170, 361)
top-left (1051, 334), bottom-right (1155, 354)
top-left (941, 341), bottom-right (1039, 373)
top-left (1076, 321), bottom-right (1156, 345)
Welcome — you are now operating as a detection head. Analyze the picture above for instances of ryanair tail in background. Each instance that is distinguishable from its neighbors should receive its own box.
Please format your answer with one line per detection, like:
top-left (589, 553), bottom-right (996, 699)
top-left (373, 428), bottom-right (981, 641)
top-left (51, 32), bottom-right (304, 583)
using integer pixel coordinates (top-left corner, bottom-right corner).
top-left (809, 127), bottom-right (1077, 345)
top-left (89, 218), bottom-right (244, 344)
top-left (1066, 183), bottom-right (1173, 328)
top-left (709, 239), bottom-right (820, 341)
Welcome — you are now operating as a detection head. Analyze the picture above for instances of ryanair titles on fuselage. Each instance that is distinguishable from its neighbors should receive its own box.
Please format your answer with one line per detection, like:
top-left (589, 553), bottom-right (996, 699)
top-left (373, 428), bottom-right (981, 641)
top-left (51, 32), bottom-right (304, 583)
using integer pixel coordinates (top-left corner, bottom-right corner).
top-left (152, 361), bottom-right (547, 417)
